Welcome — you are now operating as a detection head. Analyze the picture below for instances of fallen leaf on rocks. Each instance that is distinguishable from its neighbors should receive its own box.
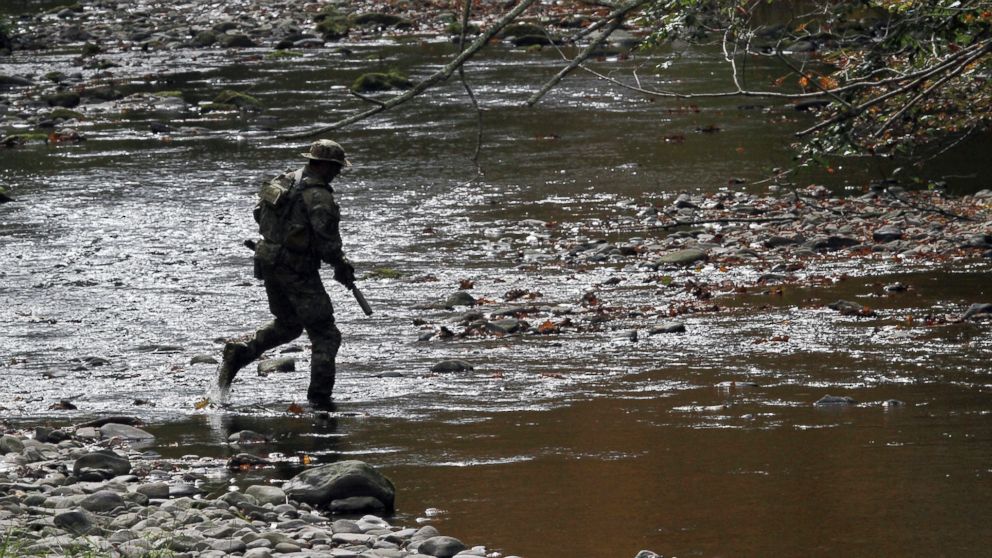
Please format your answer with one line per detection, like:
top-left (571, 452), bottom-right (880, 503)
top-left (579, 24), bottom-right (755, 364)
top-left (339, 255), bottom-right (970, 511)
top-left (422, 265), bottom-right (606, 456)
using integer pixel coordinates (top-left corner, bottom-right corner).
top-left (49, 400), bottom-right (77, 410)
top-left (537, 320), bottom-right (560, 334)
top-left (459, 279), bottom-right (474, 290)
top-left (287, 403), bottom-right (305, 414)
top-left (194, 398), bottom-right (210, 410)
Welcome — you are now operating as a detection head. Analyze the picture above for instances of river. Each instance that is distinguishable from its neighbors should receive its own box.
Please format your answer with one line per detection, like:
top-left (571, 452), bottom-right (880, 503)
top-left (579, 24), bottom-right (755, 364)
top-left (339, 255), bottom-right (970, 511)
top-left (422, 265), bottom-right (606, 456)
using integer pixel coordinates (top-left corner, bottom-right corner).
top-left (2, 33), bottom-right (991, 557)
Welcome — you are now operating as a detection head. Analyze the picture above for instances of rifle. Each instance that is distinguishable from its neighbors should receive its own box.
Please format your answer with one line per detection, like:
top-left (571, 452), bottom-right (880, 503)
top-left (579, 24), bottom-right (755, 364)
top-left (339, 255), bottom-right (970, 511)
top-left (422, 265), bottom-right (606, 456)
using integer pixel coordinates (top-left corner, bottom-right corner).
top-left (244, 239), bottom-right (373, 317)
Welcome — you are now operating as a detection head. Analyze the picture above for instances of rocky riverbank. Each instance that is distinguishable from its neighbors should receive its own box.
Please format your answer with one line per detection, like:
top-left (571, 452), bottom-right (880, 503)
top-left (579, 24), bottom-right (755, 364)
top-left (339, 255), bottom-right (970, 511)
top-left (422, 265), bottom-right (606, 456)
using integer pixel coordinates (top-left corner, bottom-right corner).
top-left (1, 420), bottom-right (561, 558)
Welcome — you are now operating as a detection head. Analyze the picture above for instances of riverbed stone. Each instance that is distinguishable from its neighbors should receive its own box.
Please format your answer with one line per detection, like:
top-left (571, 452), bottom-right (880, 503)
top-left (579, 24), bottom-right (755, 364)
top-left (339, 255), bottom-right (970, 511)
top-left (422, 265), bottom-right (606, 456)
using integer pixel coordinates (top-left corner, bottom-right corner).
top-left (649, 322), bottom-right (686, 334)
top-left (73, 449), bottom-right (131, 480)
top-left (430, 359), bottom-right (474, 373)
top-left (814, 395), bottom-right (857, 406)
top-left (258, 357), bottom-right (295, 375)
top-left (246, 485), bottom-right (287, 506)
top-left (872, 226), bottom-right (903, 242)
top-left (135, 482), bottom-right (170, 499)
top-left (656, 248), bottom-right (707, 266)
top-left (53, 509), bottom-right (96, 535)
top-left (445, 291), bottom-right (477, 307)
top-left (284, 460), bottom-right (395, 512)
top-left (80, 490), bottom-right (126, 513)
top-left (330, 496), bottom-right (386, 514)
top-left (100, 423), bottom-right (155, 441)
top-left (417, 536), bottom-right (467, 558)
top-left (0, 435), bottom-right (25, 454)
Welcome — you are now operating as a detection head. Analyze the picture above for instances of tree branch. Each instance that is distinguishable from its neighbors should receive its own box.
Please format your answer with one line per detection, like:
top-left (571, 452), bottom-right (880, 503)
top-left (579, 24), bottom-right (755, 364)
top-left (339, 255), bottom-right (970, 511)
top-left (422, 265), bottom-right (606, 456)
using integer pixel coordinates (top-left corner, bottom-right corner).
top-left (278, 0), bottom-right (540, 140)
top-left (458, 0), bottom-right (484, 175)
top-left (526, 16), bottom-right (624, 106)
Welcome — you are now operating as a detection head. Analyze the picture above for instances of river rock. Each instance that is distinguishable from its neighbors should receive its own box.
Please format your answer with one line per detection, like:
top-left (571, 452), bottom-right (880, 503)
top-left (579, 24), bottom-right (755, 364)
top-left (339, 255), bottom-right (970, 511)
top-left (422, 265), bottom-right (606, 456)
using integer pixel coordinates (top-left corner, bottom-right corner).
top-left (73, 449), bottom-right (131, 480)
top-left (827, 300), bottom-right (875, 317)
top-left (135, 482), bottom-right (170, 499)
top-left (445, 291), bottom-right (477, 307)
top-left (283, 460), bottom-right (396, 512)
top-left (258, 357), bottom-right (295, 375)
top-left (0, 74), bottom-right (33, 87)
top-left (53, 509), bottom-right (96, 535)
top-left (245, 484), bottom-right (287, 506)
top-left (430, 360), bottom-right (474, 373)
top-left (100, 423), bottom-right (155, 441)
top-left (218, 33), bottom-right (256, 48)
top-left (804, 235), bottom-right (860, 252)
top-left (330, 496), bottom-right (386, 514)
top-left (80, 490), bottom-right (126, 513)
top-left (961, 303), bottom-right (992, 320)
top-left (649, 322), bottom-right (686, 334)
top-left (0, 434), bottom-right (25, 454)
top-left (228, 452), bottom-right (271, 469)
top-left (656, 248), bottom-right (707, 266)
top-left (417, 536), bottom-right (466, 558)
top-left (229, 430), bottom-right (270, 444)
top-left (634, 551), bottom-right (662, 558)
top-left (190, 354), bottom-right (218, 365)
top-left (814, 395), bottom-right (857, 406)
top-left (872, 226), bottom-right (903, 242)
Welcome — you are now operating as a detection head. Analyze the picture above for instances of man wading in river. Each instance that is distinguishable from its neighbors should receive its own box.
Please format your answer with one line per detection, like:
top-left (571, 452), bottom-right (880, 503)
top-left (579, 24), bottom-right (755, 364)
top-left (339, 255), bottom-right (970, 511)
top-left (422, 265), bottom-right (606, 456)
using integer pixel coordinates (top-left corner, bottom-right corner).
top-left (217, 139), bottom-right (357, 407)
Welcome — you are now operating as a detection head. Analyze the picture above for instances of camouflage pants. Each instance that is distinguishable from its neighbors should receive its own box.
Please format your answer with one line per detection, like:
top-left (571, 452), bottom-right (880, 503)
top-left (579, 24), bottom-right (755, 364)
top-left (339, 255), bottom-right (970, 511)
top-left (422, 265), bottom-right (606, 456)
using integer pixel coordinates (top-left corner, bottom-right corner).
top-left (250, 266), bottom-right (341, 398)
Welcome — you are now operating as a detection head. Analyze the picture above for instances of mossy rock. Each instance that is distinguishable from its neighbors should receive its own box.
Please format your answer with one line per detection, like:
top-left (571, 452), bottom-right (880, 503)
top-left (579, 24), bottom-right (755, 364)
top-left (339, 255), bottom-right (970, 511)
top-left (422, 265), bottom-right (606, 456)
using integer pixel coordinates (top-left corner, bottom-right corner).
top-left (83, 85), bottom-right (122, 101)
top-left (513, 35), bottom-right (553, 47)
top-left (218, 34), bottom-right (256, 48)
top-left (0, 185), bottom-right (13, 203)
top-left (200, 102), bottom-right (238, 113)
top-left (365, 267), bottom-right (404, 280)
top-left (153, 90), bottom-right (184, 98)
top-left (44, 91), bottom-right (80, 108)
top-left (351, 71), bottom-right (412, 93)
top-left (212, 89), bottom-right (262, 109)
top-left (192, 30), bottom-right (217, 47)
top-left (47, 2), bottom-right (83, 14)
top-left (316, 18), bottom-right (350, 41)
top-left (81, 42), bottom-right (102, 57)
top-left (7, 132), bottom-right (50, 142)
top-left (48, 107), bottom-right (84, 120)
top-left (353, 13), bottom-right (413, 29)
top-left (45, 71), bottom-right (67, 82)
top-left (267, 50), bottom-right (304, 59)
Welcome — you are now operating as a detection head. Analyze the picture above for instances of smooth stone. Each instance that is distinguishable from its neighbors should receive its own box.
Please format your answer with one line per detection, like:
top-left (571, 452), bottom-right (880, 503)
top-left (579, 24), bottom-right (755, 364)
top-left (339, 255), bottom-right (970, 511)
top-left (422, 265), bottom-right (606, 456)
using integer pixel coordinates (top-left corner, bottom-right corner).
top-left (418, 536), bottom-right (467, 558)
top-left (0, 435), bottom-right (25, 454)
top-left (135, 482), bottom-right (170, 499)
top-left (444, 291), bottom-right (477, 307)
top-left (961, 303), bottom-right (992, 320)
top-left (229, 430), bottom-right (270, 444)
top-left (648, 322), bottom-right (686, 334)
top-left (80, 490), bottom-right (126, 513)
top-left (190, 354), bottom-right (218, 365)
top-left (330, 496), bottom-right (385, 514)
top-left (100, 423), bottom-right (155, 441)
top-left (53, 510), bottom-right (96, 535)
top-left (331, 532), bottom-right (376, 545)
top-left (656, 248), bottom-right (707, 266)
top-left (246, 485), bottom-right (287, 506)
top-left (73, 450), bottom-right (131, 480)
top-left (273, 541), bottom-right (302, 553)
top-left (245, 548), bottom-right (273, 558)
top-left (258, 357), bottom-right (295, 375)
top-left (211, 539), bottom-right (247, 553)
top-left (331, 519), bottom-right (362, 534)
top-left (873, 226), bottom-right (903, 242)
top-left (430, 360), bottom-right (474, 373)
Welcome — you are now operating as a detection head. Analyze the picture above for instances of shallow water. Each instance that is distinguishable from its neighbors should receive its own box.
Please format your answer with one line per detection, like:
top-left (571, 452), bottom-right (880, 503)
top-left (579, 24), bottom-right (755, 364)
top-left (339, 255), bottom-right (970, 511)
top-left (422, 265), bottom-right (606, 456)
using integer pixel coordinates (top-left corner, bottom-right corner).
top-left (2, 39), bottom-right (992, 557)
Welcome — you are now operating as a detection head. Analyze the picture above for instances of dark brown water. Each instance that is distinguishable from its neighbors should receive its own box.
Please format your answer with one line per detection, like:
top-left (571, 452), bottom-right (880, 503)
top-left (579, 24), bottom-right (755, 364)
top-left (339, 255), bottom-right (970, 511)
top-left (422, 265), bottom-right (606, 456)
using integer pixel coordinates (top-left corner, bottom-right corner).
top-left (2, 38), bottom-right (991, 557)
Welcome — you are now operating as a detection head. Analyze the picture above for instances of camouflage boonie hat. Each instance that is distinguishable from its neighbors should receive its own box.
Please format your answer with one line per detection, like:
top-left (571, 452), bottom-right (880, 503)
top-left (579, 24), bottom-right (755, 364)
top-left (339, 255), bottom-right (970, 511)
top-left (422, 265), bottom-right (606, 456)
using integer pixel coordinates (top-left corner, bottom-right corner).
top-left (301, 139), bottom-right (350, 166)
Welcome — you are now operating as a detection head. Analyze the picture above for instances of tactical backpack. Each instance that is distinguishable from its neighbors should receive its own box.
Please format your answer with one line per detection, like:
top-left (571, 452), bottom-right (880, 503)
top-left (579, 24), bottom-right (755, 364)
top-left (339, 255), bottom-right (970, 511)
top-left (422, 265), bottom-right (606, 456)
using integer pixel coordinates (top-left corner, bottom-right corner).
top-left (253, 169), bottom-right (315, 276)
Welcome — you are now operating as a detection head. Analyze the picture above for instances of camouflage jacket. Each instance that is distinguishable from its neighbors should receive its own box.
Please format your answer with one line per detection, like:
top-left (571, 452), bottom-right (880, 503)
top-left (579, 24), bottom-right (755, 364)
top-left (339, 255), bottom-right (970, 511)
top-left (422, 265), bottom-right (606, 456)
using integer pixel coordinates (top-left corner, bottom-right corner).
top-left (254, 166), bottom-right (346, 273)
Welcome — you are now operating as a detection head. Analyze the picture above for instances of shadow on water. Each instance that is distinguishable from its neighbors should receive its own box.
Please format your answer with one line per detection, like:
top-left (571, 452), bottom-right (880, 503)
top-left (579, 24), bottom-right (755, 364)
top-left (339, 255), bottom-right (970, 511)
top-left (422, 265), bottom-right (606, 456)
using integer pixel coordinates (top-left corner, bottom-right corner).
top-left (2, 38), bottom-right (992, 557)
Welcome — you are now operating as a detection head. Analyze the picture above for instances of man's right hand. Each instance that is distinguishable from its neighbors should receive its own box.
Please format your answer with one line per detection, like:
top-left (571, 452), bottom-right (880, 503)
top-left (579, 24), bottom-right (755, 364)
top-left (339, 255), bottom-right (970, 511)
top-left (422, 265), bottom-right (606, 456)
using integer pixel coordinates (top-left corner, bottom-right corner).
top-left (334, 261), bottom-right (356, 288)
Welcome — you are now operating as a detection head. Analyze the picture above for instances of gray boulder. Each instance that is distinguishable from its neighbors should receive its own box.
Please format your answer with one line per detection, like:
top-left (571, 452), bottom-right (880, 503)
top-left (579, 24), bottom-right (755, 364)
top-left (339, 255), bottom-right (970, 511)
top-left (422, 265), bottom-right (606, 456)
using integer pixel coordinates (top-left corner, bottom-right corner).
top-left (283, 460), bottom-right (395, 512)
top-left (417, 536), bottom-right (467, 558)
top-left (258, 357), bottom-right (295, 375)
top-left (73, 450), bottom-right (131, 480)
top-left (245, 485), bottom-right (286, 506)
top-left (0, 434), bottom-right (25, 454)
top-left (656, 248), bottom-right (707, 266)
top-left (430, 360), bottom-right (474, 373)
top-left (53, 510), bottom-right (97, 535)
top-left (872, 226), bottom-right (903, 243)
top-left (80, 490), bottom-right (126, 513)
top-left (99, 423), bottom-right (155, 441)
top-left (814, 395), bottom-right (857, 406)
top-left (649, 322), bottom-right (686, 335)
top-left (445, 291), bottom-right (477, 307)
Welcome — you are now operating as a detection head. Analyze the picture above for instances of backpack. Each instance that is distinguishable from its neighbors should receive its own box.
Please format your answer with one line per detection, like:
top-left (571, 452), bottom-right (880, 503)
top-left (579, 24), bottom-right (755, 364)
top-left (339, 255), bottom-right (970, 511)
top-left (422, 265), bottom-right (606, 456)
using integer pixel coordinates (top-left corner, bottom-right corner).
top-left (253, 169), bottom-right (310, 274)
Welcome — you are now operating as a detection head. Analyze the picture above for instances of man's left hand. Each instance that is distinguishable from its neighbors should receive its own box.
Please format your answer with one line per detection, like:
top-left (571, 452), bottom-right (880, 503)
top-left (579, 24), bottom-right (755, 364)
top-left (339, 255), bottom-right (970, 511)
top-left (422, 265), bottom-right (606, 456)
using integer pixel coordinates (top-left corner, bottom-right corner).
top-left (334, 261), bottom-right (356, 288)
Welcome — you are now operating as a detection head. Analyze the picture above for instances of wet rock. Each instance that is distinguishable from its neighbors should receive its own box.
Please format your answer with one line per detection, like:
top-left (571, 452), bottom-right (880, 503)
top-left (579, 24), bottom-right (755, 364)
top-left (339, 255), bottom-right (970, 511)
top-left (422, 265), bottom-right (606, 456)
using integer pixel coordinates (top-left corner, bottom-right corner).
top-left (213, 89), bottom-right (262, 110)
top-left (655, 248), bottom-right (708, 267)
top-left (672, 193), bottom-right (697, 209)
top-left (430, 360), bottom-right (474, 373)
top-left (649, 322), bottom-right (686, 335)
top-left (134, 482), bottom-right (169, 499)
top-left (192, 30), bottom-right (217, 46)
top-left (99, 423), bottom-right (155, 442)
top-left (634, 551), bottom-right (662, 558)
top-left (961, 303), bottom-right (992, 320)
top-left (872, 226), bottom-right (903, 243)
top-left (0, 74), bottom-right (33, 88)
top-left (44, 91), bottom-right (81, 108)
top-left (53, 509), bottom-right (97, 535)
top-left (190, 354), bottom-right (217, 365)
top-left (487, 318), bottom-right (526, 334)
top-left (827, 300), bottom-right (876, 317)
top-left (245, 485), bottom-right (286, 506)
top-left (444, 291), bottom-right (477, 307)
top-left (258, 357), bottom-right (295, 375)
top-left (764, 235), bottom-right (804, 248)
top-left (169, 483), bottom-right (201, 498)
top-left (228, 430), bottom-right (270, 444)
top-left (884, 282), bottom-right (908, 292)
top-left (73, 450), bottom-right (131, 480)
top-left (883, 399), bottom-right (906, 407)
top-left (417, 535), bottom-right (467, 558)
top-left (283, 460), bottom-right (396, 512)
top-left (814, 395), bottom-right (857, 406)
top-left (330, 496), bottom-right (386, 514)
top-left (354, 13), bottom-right (414, 29)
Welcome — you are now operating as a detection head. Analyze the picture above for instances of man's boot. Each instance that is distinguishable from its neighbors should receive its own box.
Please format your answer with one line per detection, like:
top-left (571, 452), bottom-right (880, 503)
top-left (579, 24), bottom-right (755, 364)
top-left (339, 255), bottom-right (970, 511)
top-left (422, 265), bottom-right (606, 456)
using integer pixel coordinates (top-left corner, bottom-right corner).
top-left (217, 341), bottom-right (255, 395)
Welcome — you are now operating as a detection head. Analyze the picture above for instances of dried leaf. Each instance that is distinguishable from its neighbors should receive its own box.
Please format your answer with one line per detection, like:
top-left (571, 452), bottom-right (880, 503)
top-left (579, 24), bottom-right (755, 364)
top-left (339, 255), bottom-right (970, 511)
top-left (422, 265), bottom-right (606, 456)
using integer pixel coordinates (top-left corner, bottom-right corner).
top-left (194, 398), bottom-right (210, 410)
top-left (287, 403), bottom-right (305, 414)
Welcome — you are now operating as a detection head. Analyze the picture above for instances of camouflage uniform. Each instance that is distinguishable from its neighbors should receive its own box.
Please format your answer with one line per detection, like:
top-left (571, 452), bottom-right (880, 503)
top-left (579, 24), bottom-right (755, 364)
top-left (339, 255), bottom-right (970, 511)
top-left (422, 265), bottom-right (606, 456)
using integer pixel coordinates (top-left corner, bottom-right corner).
top-left (219, 141), bottom-right (354, 402)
